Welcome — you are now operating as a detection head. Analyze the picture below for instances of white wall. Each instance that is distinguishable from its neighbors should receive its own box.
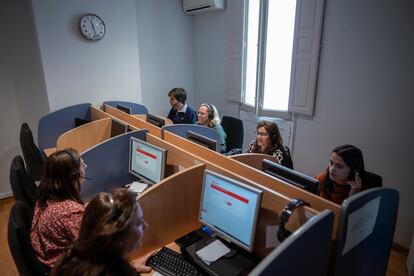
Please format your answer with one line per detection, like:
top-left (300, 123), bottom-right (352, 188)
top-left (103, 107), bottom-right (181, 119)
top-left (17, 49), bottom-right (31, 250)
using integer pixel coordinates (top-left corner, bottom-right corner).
top-left (0, 0), bottom-right (49, 196)
top-left (193, 10), bottom-right (239, 117)
top-left (192, 0), bottom-right (414, 246)
top-left (136, 0), bottom-right (195, 116)
top-left (31, 0), bottom-right (143, 111)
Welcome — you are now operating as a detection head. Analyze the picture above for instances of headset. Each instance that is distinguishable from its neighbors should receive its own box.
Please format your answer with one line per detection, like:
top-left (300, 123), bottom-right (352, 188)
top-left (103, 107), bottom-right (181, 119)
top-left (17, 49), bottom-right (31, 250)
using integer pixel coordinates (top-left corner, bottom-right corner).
top-left (63, 149), bottom-right (91, 181)
top-left (206, 104), bottom-right (214, 120)
top-left (277, 198), bottom-right (310, 242)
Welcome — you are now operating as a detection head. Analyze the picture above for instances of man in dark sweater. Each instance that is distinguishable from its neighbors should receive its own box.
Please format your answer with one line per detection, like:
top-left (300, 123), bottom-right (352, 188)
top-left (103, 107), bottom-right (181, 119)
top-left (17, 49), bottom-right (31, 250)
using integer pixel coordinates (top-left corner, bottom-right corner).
top-left (167, 87), bottom-right (196, 124)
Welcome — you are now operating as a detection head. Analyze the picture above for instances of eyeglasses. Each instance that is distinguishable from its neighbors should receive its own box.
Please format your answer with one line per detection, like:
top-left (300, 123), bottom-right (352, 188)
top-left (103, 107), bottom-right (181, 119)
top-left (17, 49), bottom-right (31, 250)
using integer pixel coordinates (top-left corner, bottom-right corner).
top-left (255, 131), bottom-right (270, 137)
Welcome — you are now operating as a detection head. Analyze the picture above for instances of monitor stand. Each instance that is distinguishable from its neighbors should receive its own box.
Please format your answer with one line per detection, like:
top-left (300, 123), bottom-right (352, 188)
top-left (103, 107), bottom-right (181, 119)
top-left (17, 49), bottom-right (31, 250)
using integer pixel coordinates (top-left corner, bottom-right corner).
top-left (182, 231), bottom-right (258, 276)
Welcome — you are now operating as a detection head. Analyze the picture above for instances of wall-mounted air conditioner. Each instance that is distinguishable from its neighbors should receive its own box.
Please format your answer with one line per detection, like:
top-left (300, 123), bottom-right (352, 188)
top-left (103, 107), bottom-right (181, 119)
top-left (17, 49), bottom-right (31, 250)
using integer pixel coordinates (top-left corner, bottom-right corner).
top-left (183, 0), bottom-right (225, 15)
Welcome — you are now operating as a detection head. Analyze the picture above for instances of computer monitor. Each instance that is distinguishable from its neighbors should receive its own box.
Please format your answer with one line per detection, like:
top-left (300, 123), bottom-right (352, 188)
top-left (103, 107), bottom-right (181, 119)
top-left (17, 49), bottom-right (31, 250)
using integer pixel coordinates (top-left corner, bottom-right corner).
top-left (186, 130), bottom-right (219, 152)
top-left (128, 137), bottom-right (166, 184)
top-left (116, 104), bottom-right (132, 114)
top-left (262, 159), bottom-right (320, 194)
top-left (199, 170), bottom-right (263, 252)
top-left (146, 114), bottom-right (165, 127)
top-left (111, 119), bottom-right (128, 137)
top-left (74, 117), bottom-right (90, 127)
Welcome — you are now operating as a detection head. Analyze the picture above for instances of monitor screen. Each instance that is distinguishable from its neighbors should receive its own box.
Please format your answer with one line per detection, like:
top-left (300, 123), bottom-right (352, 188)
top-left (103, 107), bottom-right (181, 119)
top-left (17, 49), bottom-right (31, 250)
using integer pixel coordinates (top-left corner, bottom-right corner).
top-left (186, 130), bottom-right (219, 152)
top-left (146, 114), bottom-right (165, 127)
top-left (116, 104), bottom-right (132, 114)
top-left (129, 137), bottom-right (166, 184)
top-left (262, 159), bottom-right (319, 194)
top-left (199, 170), bottom-right (262, 252)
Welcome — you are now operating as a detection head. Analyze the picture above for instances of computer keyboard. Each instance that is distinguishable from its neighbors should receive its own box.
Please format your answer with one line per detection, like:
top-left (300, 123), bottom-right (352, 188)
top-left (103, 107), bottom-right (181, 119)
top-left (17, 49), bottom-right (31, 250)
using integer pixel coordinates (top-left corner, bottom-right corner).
top-left (147, 246), bottom-right (202, 276)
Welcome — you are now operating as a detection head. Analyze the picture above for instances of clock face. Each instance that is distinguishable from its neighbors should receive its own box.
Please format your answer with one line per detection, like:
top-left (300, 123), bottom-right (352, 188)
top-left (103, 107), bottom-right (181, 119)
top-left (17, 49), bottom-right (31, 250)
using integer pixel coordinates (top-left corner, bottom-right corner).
top-left (79, 14), bottom-right (105, 41)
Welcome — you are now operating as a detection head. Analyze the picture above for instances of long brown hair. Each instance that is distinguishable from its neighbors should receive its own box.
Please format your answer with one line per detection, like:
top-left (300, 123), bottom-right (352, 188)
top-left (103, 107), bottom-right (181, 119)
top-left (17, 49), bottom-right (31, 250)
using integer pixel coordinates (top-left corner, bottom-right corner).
top-left (52, 189), bottom-right (139, 275)
top-left (321, 144), bottom-right (366, 200)
top-left (37, 148), bottom-right (83, 207)
top-left (251, 120), bottom-right (283, 154)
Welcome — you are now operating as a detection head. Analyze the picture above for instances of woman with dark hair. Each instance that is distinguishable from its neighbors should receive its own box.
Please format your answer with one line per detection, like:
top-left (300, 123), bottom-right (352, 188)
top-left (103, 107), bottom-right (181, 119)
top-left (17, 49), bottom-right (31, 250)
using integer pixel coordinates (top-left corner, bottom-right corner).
top-left (197, 103), bottom-right (227, 153)
top-left (167, 87), bottom-right (197, 124)
top-left (30, 148), bottom-right (87, 267)
top-left (244, 120), bottom-right (293, 169)
top-left (52, 188), bottom-right (153, 275)
top-left (316, 144), bottom-right (370, 204)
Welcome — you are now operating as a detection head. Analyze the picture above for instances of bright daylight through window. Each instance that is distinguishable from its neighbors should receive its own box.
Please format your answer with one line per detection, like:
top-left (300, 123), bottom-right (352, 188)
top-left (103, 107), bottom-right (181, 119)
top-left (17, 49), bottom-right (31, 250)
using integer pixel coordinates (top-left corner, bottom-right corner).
top-left (244, 0), bottom-right (297, 114)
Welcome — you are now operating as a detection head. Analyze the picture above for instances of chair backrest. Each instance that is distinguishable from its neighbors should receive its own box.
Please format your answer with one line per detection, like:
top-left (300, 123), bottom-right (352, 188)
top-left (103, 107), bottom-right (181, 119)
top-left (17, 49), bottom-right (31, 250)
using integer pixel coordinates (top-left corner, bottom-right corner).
top-left (20, 123), bottom-right (47, 182)
top-left (9, 156), bottom-right (37, 208)
top-left (363, 170), bottom-right (383, 190)
top-left (248, 210), bottom-right (334, 276)
top-left (221, 115), bottom-right (244, 150)
top-left (8, 201), bottom-right (50, 276)
top-left (332, 187), bottom-right (399, 276)
top-left (103, 101), bottom-right (148, 114)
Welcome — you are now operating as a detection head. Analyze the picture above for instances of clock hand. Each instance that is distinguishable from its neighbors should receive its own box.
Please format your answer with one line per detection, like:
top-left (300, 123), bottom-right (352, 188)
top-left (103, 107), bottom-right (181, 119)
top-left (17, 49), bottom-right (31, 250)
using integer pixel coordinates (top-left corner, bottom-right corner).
top-left (91, 20), bottom-right (97, 36)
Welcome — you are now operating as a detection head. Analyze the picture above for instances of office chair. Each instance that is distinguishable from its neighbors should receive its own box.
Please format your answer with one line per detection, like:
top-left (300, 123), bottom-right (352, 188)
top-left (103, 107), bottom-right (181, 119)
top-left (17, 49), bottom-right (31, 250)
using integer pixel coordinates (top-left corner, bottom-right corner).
top-left (363, 170), bottom-right (383, 189)
top-left (10, 155), bottom-right (37, 209)
top-left (331, 187), bottom-right (399, 276)
top-left (248, 210), bottom-right (334, 276)
top-left (20, 123), bottom-right (47, 182)
top-left (8, 201), bottom-right (50, 276)
top-left (221, 116), bottom-right (244, 154)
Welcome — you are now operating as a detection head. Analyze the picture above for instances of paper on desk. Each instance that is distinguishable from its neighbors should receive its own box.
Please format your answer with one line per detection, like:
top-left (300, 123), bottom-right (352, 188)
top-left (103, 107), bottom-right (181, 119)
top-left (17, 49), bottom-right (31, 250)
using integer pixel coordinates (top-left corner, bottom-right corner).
top-left (128, 181), bottom-right (148, 193)
top-left (266, 225), bottom-right (280, 248)
top-left (342, 196), bottom-right (381, 255)
top-left (196, 239), bottom-right (230, 265)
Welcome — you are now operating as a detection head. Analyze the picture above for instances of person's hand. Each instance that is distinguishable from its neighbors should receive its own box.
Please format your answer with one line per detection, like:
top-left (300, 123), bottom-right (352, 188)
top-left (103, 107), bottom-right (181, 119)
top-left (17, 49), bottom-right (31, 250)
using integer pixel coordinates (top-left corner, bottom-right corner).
top-left (130, 249), bottom-right (159, 273)
top-left (347, 172), bottom-right (362, 196)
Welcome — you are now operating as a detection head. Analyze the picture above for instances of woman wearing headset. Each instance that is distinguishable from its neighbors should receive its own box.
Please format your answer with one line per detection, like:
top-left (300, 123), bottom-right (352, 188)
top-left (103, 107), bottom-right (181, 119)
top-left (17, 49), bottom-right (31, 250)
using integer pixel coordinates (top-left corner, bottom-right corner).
top-left (316, 144), bottom-right (373, 204)
top-left (197, 103), bottom-right (227, 153)
top-left (30, 148), bottom-right (87, 267)
top-left (167, 87), bottom-right (197, 124)
top-left (244, 120), bottom-right (293, 169)
top-left (52, 188), bottom-right (155, 275)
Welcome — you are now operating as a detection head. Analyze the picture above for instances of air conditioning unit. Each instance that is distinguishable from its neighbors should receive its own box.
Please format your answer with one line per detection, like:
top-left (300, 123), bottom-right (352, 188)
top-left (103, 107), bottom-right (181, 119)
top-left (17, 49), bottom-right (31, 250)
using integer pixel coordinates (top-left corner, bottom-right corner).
top-left (183, 0), bottom-right (225, 15)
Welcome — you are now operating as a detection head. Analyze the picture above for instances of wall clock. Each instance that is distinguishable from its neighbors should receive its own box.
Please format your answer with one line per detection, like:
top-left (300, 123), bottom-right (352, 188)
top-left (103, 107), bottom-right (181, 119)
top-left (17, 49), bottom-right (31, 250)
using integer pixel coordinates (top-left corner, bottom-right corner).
top-left (79, 14), bottom-right (105, 41)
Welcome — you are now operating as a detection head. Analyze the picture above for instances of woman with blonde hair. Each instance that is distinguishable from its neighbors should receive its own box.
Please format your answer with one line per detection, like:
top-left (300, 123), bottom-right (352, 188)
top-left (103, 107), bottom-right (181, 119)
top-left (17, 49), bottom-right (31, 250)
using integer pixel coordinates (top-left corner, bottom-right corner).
top-left (197, 103), bottom-right (227, 153)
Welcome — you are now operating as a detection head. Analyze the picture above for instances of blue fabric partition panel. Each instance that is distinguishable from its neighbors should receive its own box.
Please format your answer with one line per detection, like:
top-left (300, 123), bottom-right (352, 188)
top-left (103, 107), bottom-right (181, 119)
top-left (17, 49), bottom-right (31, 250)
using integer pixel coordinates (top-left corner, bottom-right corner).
top-left (332, 187), bottom-right (399, 276)
top-left (80, 130), bottom-right (147, 200)
top-left (37, 103), bottom-right (91, 150)
top-left (162, 124), bottom-right (219, 141)
top-left (103, 101), bottom-right (148, 114)
top-left (248, 210), bottom-right (334, 276)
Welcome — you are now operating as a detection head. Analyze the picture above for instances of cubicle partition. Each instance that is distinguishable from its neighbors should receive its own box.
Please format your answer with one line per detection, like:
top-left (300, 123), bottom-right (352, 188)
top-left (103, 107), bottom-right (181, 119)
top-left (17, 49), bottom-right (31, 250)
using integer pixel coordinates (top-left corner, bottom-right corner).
top-left (103, 100), bottom-right (148, 114)
top-left (146, 133), bottom-right (319, 258)
top-left (133, 164), bottom-right (206, 257)
top-left (161, 124), bottom-right (219, 140)
top-left (160, 131), bottom-right (341, 236)
top-left (56, 118), bottom-right (112, 154)
top-left (104, 104), bottom-right (162, 138)
top-left (80, 130), bottom-right (147, 200)
top-left (38, 103), bottom-right (92, 151)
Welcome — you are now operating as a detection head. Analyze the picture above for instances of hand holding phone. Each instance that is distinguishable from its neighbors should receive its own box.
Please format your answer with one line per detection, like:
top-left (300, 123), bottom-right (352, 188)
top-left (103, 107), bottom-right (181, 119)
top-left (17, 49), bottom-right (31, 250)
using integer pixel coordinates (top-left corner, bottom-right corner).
top-left (347, 171), bottom-right (362, 196)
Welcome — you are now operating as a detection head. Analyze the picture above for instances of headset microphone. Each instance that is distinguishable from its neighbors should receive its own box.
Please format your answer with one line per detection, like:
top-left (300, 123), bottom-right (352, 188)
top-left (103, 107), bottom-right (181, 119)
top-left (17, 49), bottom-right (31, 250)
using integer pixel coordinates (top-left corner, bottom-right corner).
top-left (79, 176), bottom-right (92, 180)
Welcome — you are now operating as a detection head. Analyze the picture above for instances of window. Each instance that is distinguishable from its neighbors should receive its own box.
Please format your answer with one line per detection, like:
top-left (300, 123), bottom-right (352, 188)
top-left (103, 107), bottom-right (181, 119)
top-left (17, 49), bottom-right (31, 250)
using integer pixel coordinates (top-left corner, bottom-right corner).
top-left (227, 0), bottom-right (325, 117)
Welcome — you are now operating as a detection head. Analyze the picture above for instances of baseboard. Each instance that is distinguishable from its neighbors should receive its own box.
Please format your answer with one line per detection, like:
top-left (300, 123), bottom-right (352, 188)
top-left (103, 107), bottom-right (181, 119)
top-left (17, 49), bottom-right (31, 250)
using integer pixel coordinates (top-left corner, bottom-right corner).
top-left (0, 192), bottom-right (13, 199)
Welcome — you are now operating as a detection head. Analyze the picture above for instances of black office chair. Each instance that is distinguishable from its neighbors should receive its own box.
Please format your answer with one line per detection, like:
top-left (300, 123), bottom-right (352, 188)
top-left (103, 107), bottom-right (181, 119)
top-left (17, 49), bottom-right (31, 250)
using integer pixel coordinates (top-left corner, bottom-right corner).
top-left (20, 123), bottom-right (47, 182)
top-left (10, 155), bottom-right (37, 209)
top-left (221, 116), bottom-right (244, 154)
top-left (363, 171), bottom-right (383, 189)
top-left (8, 201), bottom-right (50, 276)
